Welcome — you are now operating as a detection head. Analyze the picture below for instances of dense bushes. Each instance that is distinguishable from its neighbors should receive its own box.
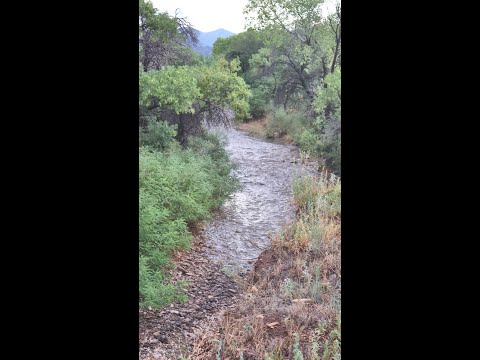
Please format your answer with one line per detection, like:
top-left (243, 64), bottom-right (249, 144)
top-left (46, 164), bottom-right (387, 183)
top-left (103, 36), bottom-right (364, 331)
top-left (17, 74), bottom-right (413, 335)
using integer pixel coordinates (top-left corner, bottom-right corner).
top-left (139, 129), bottom-right (237, 308)
top-left (259, 68), bottom-right (341, 175)
top-left (248, 85), bottom-right (271, 119)
top-left (139, 120), bottom-right (177, 151)
top-left (210, 1), bottom-right (341, 174)
top-left (265, 108), bottom-right (309, 139)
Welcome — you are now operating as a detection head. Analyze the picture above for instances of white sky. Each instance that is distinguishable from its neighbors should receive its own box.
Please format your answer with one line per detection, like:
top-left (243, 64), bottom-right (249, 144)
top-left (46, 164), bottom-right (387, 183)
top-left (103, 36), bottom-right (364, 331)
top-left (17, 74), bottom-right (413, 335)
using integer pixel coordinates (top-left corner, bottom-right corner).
top-left (150, 0), bottom-right (339, 34)
top-left (151, 0), bottom-right (249, 34)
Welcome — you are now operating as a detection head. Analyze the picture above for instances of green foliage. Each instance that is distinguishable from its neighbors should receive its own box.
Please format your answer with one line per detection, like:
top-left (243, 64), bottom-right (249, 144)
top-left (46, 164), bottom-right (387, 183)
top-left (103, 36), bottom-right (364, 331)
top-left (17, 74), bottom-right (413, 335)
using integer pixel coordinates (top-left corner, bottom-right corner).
top-left (315, 70), bottom-right (341, 120)
top-left (248, 86), bottom-right (271, 118)
top-left (244, 0), bottom-right (326, 32)
top-left (139, 0), bottom-right (177, 42)
top-left (139, 59), bottom-right (251, 120)
top-left (196, 58), bottom-right (252, 120)
top-left (139, 133), bottom-right (237, 308)
top-left (265, 108), bottom-right (309, 138)
top-left (244, 0), bottom-right (340, 103)
top-left (139, 255), bottom-right (187, 308)
top-left (187, 132), bottom-right (239, 207)
top-left (281, 277), bottom-right (296, 298)
top-left (139, 65), bottom-right (200, 113)
top-left (309, 266), bottom-right (322, 303)
top-left (293, 333), bottom-right (305, 360)
top-left (212, 28), bottom-right (265, 74)
top-left (314, 69), bottom-right (341, 174)
top-left (295, 128), bottom-right (320, 155)
top-left (216, 339), bottom-right (223, 360)
top-left (139, 0), bottom-right (197, 69)
top-left (212, 37), bottom-right (230, 58)
top-left (139, 120), bottom-right (177, 151)
top-left (223, 0), bottom-right (342, 172)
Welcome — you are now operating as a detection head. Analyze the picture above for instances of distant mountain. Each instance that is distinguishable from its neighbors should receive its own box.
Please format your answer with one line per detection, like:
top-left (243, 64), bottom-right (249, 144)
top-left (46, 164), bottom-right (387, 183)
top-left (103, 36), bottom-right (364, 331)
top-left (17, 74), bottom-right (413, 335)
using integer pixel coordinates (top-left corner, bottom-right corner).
top-left (191, 28), bottom-right (236, 56)
top-left (198, 28), bottom-right (235, 47)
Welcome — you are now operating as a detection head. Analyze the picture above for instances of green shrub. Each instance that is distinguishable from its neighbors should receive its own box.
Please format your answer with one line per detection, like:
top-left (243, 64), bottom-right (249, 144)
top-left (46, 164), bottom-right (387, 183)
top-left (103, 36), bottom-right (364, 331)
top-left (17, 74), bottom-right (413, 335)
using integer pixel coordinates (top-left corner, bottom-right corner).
top-left (139, 256), bottom-right (187, 308)
top-left (265, 107), bottom-right (309, 139)
top-left (248, 85), bottom-right (271, 119)
top-left (293, 333), bottom-right (305, 360)
top-left (139, 132), bottom-right (236, 308)
top-left (139, 120), bottom-right (177, 151)
top-left (187, 132), bottom-right (238, 204)
top-left (294, 128), bottom-right (320, 155)
top-left (317, 124), bottom-right (341, 176)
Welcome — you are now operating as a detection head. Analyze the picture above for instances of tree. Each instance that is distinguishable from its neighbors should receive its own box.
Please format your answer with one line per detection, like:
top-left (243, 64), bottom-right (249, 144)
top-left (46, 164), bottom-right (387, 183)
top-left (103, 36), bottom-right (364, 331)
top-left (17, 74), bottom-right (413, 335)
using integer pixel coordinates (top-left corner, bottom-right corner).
top-left (139, 0), bottom-right (198, 71)
top-left (244, 0), bottom-right (341, 114)
top-left (212, 28), bottom-right (265, 74)
top-left (139, 58), bottom-right (251, 144)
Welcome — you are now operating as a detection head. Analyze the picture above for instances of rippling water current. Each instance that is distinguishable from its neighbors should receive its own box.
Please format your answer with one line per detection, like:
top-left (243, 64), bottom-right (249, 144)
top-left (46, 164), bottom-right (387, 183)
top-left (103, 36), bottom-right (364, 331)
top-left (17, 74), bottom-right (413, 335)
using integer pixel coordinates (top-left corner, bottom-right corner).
top-left (204, 128), bottom-right (317, 272)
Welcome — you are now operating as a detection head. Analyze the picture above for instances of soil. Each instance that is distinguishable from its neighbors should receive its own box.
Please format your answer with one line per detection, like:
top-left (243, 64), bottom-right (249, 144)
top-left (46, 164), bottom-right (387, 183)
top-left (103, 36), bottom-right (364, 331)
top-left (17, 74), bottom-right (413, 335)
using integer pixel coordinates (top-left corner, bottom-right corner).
top-left (139, 233), bottom-right (242, 359)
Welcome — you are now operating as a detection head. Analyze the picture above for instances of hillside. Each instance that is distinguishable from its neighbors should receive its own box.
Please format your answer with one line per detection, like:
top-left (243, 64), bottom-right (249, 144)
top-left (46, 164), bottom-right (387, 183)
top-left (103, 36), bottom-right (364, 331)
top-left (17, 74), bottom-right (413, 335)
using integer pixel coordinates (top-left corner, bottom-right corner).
top-left (198, 28), bottom-right (235, 47)
top-left (192, 28), bottom-right (235, 56)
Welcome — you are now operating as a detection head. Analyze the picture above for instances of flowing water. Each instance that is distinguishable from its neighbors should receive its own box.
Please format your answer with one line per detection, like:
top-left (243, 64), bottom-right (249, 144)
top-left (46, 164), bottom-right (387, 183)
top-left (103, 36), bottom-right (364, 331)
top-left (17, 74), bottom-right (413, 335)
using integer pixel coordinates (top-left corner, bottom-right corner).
top-left (204, 128), bottom-right (317, 272)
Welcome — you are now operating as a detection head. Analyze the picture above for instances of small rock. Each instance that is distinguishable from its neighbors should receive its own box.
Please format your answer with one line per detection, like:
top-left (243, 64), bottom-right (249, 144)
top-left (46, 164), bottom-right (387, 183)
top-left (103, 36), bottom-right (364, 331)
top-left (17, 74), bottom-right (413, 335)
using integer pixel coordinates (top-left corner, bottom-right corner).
top-left (159, 336), bottom-right (168, 344)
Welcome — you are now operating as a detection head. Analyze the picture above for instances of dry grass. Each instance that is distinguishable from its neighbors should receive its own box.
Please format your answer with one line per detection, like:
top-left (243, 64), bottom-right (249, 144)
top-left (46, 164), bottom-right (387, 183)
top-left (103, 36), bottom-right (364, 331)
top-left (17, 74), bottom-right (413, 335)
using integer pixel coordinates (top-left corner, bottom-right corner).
top-left (188, 171), bottom-right (341, 359)
top-left (236, 117), bottom-right (269, 138)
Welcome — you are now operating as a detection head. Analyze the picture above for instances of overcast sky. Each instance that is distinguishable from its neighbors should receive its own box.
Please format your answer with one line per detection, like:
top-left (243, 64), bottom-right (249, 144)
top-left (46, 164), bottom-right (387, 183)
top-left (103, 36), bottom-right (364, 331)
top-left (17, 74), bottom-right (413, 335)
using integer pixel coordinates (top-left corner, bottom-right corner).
top-left (151, 0), bottom-right (249, 34)
top-left (150, 0), bottom-right (338, 34)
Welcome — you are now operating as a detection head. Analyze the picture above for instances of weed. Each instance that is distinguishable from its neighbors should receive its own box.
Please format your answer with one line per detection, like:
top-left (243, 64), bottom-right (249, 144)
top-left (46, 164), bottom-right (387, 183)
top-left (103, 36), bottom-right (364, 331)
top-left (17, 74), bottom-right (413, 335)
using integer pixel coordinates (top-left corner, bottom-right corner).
top-left (293, 333), bottom-right (304, 360)
top-left (281, 277), bottom-right (296, 298)
top-left (216, 339), bottom-right (222, 360)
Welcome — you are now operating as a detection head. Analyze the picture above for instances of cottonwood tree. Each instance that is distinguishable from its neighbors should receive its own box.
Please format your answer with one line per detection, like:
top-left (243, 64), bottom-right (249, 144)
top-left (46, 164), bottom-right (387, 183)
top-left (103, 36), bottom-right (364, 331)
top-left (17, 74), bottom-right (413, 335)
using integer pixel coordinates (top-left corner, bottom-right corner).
top-left (244, 0), bottom-right (341, 114)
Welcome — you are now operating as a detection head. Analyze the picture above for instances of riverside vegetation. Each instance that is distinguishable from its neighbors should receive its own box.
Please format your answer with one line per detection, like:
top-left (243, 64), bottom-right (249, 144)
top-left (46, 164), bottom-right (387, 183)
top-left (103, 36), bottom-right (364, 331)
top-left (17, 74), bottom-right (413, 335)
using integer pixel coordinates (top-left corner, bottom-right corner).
top-left (139, 0), bottom-right (341, 358)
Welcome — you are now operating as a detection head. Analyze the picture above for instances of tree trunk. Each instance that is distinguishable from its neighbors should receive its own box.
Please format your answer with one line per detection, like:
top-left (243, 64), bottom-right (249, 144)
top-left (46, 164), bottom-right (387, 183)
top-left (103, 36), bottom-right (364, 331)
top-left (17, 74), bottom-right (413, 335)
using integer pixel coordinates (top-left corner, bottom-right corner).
top-left (331, 37), bottom-right (340, 74)
top-left (142, 57), bottom-right (150, 72)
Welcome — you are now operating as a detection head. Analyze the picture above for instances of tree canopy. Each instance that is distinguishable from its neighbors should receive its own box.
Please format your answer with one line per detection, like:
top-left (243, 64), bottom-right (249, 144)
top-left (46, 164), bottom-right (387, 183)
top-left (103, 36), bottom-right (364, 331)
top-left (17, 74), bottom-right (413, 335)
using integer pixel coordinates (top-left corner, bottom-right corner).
top-left (139, 0), bottom-right (198, 71)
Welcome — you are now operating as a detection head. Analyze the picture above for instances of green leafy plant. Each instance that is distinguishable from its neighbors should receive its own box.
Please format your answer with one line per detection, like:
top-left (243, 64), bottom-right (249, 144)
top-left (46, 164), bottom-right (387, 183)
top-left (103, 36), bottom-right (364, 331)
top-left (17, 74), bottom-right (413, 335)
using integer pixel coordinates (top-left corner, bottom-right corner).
top-left (139, 132), bottom-right (237, 308)
top-left (293, 333), bottom-right (304, 360)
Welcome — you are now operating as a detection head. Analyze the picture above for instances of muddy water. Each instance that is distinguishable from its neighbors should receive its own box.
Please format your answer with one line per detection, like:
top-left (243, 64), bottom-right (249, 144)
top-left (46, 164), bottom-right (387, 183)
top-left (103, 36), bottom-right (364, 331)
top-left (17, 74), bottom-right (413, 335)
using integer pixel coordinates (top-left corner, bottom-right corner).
top-left (204, 128), bottom-right (316, 272)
